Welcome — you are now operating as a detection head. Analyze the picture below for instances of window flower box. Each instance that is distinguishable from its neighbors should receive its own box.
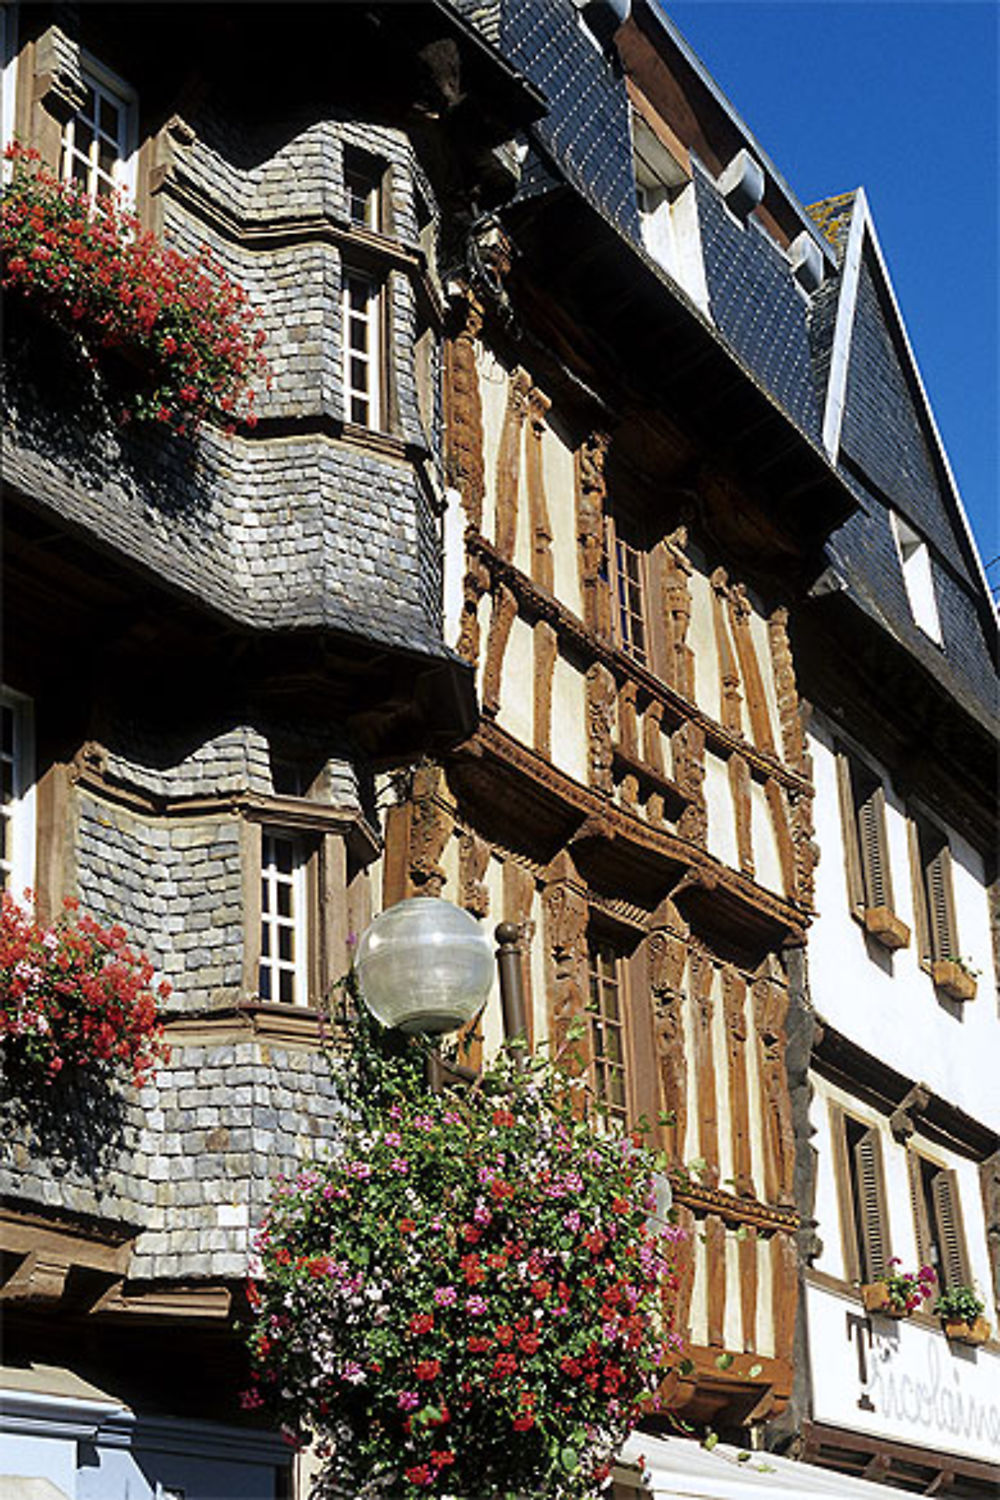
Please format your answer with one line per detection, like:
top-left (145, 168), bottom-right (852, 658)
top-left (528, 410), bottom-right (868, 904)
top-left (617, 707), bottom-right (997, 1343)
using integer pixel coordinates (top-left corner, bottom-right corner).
top-left (931, 959), bottom-right (977, 1003)
top-left (862, 905), bottom-right (910, 951)
top-left (861, 1282), bottom-right (908, 1318)
top-left (942, 1316), bottom-right (990, 1347)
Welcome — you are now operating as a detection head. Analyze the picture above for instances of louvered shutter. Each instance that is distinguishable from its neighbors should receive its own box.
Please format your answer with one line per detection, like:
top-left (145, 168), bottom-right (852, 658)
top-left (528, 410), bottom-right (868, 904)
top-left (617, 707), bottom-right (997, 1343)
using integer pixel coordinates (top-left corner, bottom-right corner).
top-left (858, 790), bottom-right (887, 909)
top-left (926, 843), bottom-right (957, 963)
top-left (853, 1127), bottom-right (891, 1281)
top-left (836, 753), bottom-right (865, 913)
top-left (907, 1152), bottom-right (933, 1270)
top-left (931, 1169), bottom-right (971, 1290)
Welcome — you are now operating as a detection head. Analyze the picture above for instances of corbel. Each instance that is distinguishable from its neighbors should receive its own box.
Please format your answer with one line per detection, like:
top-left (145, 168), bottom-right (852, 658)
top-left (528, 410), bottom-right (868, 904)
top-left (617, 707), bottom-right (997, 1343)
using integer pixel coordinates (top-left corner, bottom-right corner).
top-left (889, 1083), bottom-right (931, 1144)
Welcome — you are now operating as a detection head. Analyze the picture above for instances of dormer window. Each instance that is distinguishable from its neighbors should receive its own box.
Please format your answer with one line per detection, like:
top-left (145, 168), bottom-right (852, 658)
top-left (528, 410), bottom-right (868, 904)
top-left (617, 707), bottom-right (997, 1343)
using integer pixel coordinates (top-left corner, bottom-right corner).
top-left (632, 112), bottom-right (710, 316)
top-left (891, 512), bottom-right (942, 643)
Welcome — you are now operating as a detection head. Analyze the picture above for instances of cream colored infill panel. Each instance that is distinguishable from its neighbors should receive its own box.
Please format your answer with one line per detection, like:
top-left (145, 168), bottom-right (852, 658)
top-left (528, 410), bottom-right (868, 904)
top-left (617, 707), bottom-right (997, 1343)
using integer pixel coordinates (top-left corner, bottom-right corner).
top-left (750, 779), bottom-right (784, 896)
top-left (744, 992), bottom-right (766, 1202)
top-left (549, 655), bottom-right (589, 785)
top-left (685, 566), bottom-right (717, 717)
top-left (542, 418), bottom-right (583, 619)
top-left (529, 885), bottom-right (549, 1050)
top-left (494, 615), bottom-right (534, 747)
top-left (703, 754), bottom-right (736, 869)
top-left (476, 345), bottom-right (509, 547)
top-left (474, 592), bottom-right (492, 701)
top-left (711, 964), bottom-right (735, 1192)
top-left (750, 608), bottom-right (780, 751)
top-left (511, 422), bottom-right (532, 581)
top-left (724, 1230), bottom-right (742, 1351)
top-left (440, 824), bottom-right (461, 899)
top-left (689, 1223), bottom-right (709, 1347)
top-left (755, 1234), bottom-right (776, 1358)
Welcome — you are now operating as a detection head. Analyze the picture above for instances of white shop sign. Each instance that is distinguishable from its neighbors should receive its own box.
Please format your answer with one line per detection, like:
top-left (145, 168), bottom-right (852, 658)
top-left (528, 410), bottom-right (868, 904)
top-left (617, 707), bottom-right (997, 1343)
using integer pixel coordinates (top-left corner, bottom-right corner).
top-left (807, 1281), bottom-right (1000, 1465)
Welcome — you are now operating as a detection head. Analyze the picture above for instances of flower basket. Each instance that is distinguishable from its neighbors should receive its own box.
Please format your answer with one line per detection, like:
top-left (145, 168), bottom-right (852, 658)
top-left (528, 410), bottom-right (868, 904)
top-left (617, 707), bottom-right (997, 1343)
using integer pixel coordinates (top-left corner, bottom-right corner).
top-left (931, 960), bottom-right (977, 1003)
top-left (861, 1282), bottom-right (908, 1318)
top-left (942, 1316), bottom-right (990, 1347)
top-left (862, 905), bottom-right (910, 951)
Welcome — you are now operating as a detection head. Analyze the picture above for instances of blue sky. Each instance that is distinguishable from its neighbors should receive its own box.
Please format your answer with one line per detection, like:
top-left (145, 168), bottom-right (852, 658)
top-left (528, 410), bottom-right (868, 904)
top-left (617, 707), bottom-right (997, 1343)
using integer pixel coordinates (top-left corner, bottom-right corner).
top-left (664, 1), bottom-right (999, 587)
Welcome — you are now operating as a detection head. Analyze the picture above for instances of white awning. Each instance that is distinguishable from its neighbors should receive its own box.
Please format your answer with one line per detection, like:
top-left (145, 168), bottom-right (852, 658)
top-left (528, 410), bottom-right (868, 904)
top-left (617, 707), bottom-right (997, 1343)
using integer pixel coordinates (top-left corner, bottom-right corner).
top-left (618, 1432), bottom-right (908, 1500)
top-left (0, 1478), bottom-right (72, 1499)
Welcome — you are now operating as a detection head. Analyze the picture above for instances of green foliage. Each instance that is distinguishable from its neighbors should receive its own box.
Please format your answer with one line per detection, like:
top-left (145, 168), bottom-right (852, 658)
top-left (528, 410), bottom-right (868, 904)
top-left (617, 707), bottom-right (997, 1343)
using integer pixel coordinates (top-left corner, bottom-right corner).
top-left (932, 1283), bottom-right (985, 1324)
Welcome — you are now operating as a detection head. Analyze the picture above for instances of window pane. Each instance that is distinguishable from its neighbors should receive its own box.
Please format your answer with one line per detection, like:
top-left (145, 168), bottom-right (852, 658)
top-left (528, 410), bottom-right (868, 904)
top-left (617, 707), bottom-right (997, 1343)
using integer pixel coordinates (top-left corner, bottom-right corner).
top-left (274, 839), bottom-right (294, 874)
top-left (349, 320), bottom-right (367, 352)
top-left (350, 357), bottom-right (368, 391)
top-left (1, 708), bottom-right (13, 756)
top-left (259, 966), bottom-right (272, 1001)
top-left (83, 86), bottom-right (96, 118)
top-left (0, 762), bottom-right (11, 802)
top-left (279, 970), bottom-right (295, 1004)
top-left (98, 139), bottom-right (117, 180)
top-left (100, 96), bottom-right (120, 136)
top-left (260, 877), bottom-right (271, 912)
top-left (351, 396), bottom-right (369, 424)
top-left (0, 814), bottom-right (10, 862)
top-left (260, 926), bottom-right (270, 958)
top-left (278, 926), bottom-right (293, 963)
top-left (276, 882), bottom-right (292, 918)
top-left (76, 119), bottom-right (94, 155)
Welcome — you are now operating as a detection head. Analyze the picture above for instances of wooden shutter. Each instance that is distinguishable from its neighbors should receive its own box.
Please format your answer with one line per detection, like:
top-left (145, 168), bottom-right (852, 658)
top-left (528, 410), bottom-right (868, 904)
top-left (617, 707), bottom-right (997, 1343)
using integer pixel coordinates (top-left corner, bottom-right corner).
top-left (857, 784), bottom-right (890, 910)
top-left (931, 1169), bottom-right (972, 1290)
top-left (926, 843), bottom-right (958, 963)
top-left (907, 1151), bottom-right (934, 1271)
top-left (836, 753), bottom-right (865, 914)
top-left (853, 1126), bottom-right (891, 1281)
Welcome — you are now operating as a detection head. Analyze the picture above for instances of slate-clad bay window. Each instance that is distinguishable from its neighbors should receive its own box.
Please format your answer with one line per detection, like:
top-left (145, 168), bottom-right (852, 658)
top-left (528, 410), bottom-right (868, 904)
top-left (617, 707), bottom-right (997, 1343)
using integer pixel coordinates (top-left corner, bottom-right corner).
top-left (587, 938), bottom-right (630, 1126)
top-left (0, 687), bottom-right (34, 897)
top-left (342, 271), bottom-right (382, 429)
top-left (830, 1104), bottom-right (891, 1284)
top-left (60, 60), bottom-right (136, 201)
top-left (259, 830), bottom-right (308, 1005)
top-left (909, 813), bottom-right (960, 967)
top-left (907, 1151), bottom-right (972, 1291)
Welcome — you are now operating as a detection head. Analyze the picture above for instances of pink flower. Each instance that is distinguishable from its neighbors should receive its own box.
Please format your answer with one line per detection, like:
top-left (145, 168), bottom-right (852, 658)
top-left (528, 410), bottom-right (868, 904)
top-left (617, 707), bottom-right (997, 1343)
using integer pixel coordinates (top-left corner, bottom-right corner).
top-left (433, 1285), bottom-right (457, 1307)
top-left (397, 1390), bottom-right (420, 1411)
top-left (464, 1295), bottom-right (487, 1316)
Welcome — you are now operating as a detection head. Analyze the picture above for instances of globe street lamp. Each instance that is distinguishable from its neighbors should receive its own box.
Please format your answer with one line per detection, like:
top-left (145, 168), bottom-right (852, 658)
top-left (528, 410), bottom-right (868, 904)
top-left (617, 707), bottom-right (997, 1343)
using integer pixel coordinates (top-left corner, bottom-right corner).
top-left (353, 896), bottom-right (494, 1036)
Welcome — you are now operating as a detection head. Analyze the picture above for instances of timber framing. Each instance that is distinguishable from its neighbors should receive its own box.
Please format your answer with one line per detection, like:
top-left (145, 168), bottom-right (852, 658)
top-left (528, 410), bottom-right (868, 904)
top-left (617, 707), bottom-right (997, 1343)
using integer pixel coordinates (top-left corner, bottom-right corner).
top-left (452, 718), bottom-right (809, 951)
top-left (467, 530), bottom-right (813, 797)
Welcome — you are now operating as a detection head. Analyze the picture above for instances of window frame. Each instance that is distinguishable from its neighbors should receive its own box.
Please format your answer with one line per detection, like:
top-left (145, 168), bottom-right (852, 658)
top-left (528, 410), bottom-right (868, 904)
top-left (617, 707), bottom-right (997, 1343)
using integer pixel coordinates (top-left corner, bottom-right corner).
top-left (829, 1102), bottom-right (892, 1285)
top-left (342, 268), bottom-right (383, 431)
top-left (605, 510), bottom-right (650, 669)
top-left (0, 686), bottom-right (36, 899)
top-left (258, 827), bottom-right (311, 1007)
top-left (587, 934), bottom-right (633, 1128)
top-left (59, 51), bottom-right (137, 203)
top-left (907, 1149), bottom-right (972, 1292)
top-left (908, 811), bottom-right (960, 969)
top-left (343, 146), bottom-right (387, 235)
top-left (890, 511), bottom-right (942, 645)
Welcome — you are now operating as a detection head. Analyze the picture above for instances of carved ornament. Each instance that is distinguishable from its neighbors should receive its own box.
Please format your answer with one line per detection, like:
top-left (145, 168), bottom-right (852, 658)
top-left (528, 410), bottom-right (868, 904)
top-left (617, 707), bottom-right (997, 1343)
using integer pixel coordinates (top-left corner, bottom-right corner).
top-left (481, 583), bottom-right (518, 716)
top-left (408, 763), bottom-right (454, 898)
top-left (495, 368), bottom-right (531, 562)
top-left (525, 384), bottom-right (555, 593)
top-left (576, 431), bottom-right (611, 638)
top-left (710, 568), bottom-right (743, 735)
top-left (661, 526), bottom-right (696, 700)
top-left (458, 830), bottom-right (491, 918)
top-left (767, 608), bottom-right (806, 772)
top-left (727, 583), bottom-right (776, 753)
top-left (585, 661), bottom-right (616, 795)
top-left (444, 292), bottom-right (486, 530)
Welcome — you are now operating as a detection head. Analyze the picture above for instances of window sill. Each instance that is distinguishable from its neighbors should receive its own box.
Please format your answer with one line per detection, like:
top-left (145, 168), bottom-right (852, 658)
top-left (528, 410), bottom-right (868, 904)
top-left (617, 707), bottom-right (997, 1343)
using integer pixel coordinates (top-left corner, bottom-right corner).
top-left (859, 905), bottom-right (910, 951)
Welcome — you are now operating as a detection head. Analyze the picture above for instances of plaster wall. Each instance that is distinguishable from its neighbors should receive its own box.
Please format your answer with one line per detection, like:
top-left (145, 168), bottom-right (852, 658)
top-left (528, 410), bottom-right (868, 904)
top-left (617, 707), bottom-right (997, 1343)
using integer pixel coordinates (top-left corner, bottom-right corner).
top-left (750, 778), bottom-right (784, 897)
top-left (475, 344), bottom-right (507, 547)
top-left (549, 655), bottom-right (589, 785)
top-left (493, 613), bottom-right (535, 747)
top-left (702, 754), bottom-right (731, 868)
top-left (808, 713), bottom-right (999, 1128)
top-left (542, 417), bottom-right (583, 618)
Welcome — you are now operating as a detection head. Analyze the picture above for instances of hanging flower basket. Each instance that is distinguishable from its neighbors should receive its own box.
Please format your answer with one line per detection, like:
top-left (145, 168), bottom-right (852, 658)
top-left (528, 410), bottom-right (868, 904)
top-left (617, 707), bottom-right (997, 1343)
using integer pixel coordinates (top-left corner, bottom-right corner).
top-left (861, 1261), bottom-right (936, 1319)
top-left (244, 1040), bottom-right (686, 1499)
top-left (0, 892), bottom-right (170, 1087)
top-left (1, 141), bottom-right (268, 436)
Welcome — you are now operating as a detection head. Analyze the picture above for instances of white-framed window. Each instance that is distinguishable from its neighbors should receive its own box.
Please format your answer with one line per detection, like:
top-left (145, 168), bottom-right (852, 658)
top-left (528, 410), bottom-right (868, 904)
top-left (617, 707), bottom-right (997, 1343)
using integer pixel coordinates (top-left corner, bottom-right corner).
top-left (0, 686), bottom-right (35, 898)
top-left (259, 829), bottom-right (308, 1005)
top-left (342, 270), bottom-right (382, 428)
top-left (60, 56), bottom-right (136, 201)
top-left (344, 148), bottom-right (383, 232)
top-left (891, 511), bottom-right (942, 644)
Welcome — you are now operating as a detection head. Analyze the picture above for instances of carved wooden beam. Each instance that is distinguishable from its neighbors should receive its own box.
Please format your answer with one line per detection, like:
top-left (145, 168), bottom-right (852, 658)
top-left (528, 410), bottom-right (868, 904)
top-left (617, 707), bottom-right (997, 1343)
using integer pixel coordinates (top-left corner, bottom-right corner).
top-left (533, 619), bottom-right (558, 760)
top-left (407, 764), bottom-right (454, 897)
top-left (457, 557), bottom-right (490, 669)
top-left (458, 829), bottom-right (491, 918)
top-left (672, 720), bottom-right (708, 848)
top-left (729, 753), bottom-right (754, 878)
top-left (710, 568), bottom-right (743, 735)
top-left (727, 583), bottom-right (776, 754)
top-left (444, 292), bottom-right (486, 530)
top-left (722, 965), bottom-right (754, 1199)
top-left (575, 431), bottom-right (612, 640)
top-left (753, 961), bottom-right (797, 1209)
top-left (585, 661), bottom-right (616, 794)
top-left (525, 384), bottom-right (555, 593)
top-left (739, 1225), bottom-right (759, 1353)
top-left (540, 851), bottom-right (590, 1079)
top-left (646, 905), bottom-right (689, 1169)
top-left (768, 607), bottom-right (807, 773)
top-left (705, 1213), bottom-right (727, 1348)
top-left (495, 368), bottom-right (531, 562)
top-left (765, 777), bottom-right (799, 903)
top-left (690, 943), bottom-right (720, 1188)
top-left (481, 583), bottom-right (518, 716)
top-left (660, 526), bottom-right (696, 700)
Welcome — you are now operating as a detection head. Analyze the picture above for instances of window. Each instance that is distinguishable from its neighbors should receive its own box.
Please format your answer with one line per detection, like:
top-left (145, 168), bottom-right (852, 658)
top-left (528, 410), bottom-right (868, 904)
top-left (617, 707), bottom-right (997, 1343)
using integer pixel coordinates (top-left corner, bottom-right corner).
top-left (587, 938), bottom-right (629, 1126)
top-left (830, 1105), bottom-right (891, 1284)
top-left (907, 1152), bottom-right (971, 1291)
top-left (837, 750), bottom-right (892, 916)
top-left (909, 813), bottom-right (959, 966)
top-left (60, 62), bottom-right (135, 201)
top-left (344, 149), bottom-right (383, 232)
top-left (0, 688), bottom-right (34, 897)
top-left (606, 511), bottom-right (648, 666)
top-left (259, 830), bottom-right (308, 1005)
top-left (342, 271), bottom-right (382, 428)
top-left (891, 512), bottom-right (942, 644)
